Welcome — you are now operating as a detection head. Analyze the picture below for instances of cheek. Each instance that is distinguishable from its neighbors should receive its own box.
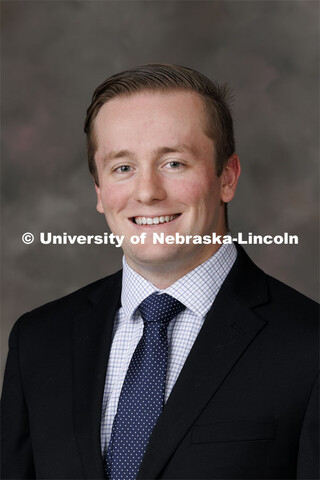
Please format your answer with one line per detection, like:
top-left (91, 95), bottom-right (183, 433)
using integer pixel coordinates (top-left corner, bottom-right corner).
top-left (100, 184), bottom-right (129, 214)
top-left (176, 174), bottom-right (220, 206)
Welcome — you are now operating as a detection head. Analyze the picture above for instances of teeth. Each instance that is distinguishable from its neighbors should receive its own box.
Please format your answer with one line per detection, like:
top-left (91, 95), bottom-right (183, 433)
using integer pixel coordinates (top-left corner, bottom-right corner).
top-left (134, 215), bottom-right (178, 225)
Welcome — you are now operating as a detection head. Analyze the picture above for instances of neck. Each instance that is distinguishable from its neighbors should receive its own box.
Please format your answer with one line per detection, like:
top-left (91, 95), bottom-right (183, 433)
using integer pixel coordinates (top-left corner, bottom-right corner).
top-left (125, 244), bottom-right (222, 289)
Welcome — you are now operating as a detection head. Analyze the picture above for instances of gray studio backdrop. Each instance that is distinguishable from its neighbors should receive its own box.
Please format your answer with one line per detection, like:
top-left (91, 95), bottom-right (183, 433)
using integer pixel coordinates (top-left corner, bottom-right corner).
top-left (1, 0), bottom-right (319, 383)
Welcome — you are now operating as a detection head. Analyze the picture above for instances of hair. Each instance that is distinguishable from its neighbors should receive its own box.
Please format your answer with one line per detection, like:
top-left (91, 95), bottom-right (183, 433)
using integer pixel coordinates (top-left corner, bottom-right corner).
top-left (84, 63), bottom-right (235, 186)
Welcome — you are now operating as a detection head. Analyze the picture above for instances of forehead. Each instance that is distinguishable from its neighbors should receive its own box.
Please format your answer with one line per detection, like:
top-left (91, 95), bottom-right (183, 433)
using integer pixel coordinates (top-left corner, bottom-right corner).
top-left (95, 90), bottom-right (207, 127)
top-left (93, 90), bottom-right (210, 149)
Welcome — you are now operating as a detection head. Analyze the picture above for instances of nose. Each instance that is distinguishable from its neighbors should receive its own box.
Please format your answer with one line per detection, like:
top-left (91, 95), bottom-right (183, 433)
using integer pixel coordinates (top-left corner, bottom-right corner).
top-left (134, 168), bottom-right (166, 204)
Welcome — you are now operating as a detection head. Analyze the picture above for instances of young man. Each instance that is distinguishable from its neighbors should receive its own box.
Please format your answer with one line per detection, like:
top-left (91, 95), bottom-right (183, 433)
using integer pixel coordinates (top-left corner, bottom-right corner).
top-left (1, 64), bottom-right (318, 479)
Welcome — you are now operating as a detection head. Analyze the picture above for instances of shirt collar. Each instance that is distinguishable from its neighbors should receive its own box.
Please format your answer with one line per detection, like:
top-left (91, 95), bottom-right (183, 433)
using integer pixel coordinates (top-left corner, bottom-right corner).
top-left (121, 242), bottom-right (237, 320)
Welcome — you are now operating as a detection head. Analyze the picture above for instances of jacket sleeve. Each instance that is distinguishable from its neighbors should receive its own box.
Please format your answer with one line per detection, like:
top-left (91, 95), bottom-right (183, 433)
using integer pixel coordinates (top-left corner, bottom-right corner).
top-left (1, 318), bottom-right (36, 479)
top-left (296, 374), bottom-right (319, 479)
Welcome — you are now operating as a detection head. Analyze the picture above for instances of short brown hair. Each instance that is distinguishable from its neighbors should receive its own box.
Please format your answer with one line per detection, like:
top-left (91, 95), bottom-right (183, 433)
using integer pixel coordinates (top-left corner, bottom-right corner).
top-left (84, 63), bottom-right (235, 185)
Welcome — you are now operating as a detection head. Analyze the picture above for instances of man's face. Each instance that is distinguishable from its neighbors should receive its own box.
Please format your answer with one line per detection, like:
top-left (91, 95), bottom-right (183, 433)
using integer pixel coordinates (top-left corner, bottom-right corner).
top-left (94, 90), bottom-right (238, 279)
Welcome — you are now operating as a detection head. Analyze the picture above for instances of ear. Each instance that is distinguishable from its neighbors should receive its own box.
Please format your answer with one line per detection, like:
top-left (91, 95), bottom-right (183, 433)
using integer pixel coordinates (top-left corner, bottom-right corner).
top-left (220, 154), bottom-right (241, 203)
top-left (94, 182), bottom-right (105, 214)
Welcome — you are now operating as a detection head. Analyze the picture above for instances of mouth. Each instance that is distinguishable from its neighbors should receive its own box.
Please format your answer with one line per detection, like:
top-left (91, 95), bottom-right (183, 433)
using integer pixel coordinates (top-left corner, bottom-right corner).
top-left (130, 214), bottom-right (181, 226)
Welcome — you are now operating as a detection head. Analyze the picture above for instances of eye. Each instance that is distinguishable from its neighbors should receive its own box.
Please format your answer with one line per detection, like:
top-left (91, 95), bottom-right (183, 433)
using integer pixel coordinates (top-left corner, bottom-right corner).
top-left (115, 165), bottom-right (132, 173)
top-left (165, 161), bottom-right (183, 169)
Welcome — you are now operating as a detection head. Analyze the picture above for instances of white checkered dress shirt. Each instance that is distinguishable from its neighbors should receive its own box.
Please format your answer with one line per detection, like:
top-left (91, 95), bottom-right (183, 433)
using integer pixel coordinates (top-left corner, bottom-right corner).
top-left (100, 242), bottom-right (237, 455)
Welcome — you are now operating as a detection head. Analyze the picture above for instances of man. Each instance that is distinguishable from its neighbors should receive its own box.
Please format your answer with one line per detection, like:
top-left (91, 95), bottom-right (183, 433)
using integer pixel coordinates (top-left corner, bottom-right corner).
top-left (1, 64), bottom-right (318, 479)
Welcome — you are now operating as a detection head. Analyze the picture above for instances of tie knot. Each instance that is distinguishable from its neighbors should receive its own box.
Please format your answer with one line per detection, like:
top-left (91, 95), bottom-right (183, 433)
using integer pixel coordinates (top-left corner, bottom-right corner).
top-left (138, 293), bottom-right (185, 325)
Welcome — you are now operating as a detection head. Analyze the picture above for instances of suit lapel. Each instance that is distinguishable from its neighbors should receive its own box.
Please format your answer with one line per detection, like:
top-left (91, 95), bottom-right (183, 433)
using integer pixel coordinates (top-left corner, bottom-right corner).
top-left (72, 272), bottom-right (122, 479)
top-left (138, 246), bottom-right (269, 479)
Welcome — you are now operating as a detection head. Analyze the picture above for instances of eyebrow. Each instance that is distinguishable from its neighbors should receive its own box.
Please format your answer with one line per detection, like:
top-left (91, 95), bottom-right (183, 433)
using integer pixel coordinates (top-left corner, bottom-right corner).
top-left (102, 144), bottom-right (197, 164)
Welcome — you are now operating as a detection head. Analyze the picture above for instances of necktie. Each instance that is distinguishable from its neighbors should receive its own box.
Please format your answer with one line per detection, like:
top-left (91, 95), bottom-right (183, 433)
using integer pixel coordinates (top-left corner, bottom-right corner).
top-left (105, 293), bottom-right (186, 480)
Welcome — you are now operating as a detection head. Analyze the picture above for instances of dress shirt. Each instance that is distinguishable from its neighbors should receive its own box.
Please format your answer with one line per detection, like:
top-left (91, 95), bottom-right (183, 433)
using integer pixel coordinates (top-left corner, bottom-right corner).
top-left (100, 243), bottom-right (237, 455)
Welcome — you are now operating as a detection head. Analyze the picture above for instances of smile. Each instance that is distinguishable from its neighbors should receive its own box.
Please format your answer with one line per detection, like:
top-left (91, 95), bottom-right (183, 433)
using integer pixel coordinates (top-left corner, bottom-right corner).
top-left (132, 214), bottom-right (180, 225)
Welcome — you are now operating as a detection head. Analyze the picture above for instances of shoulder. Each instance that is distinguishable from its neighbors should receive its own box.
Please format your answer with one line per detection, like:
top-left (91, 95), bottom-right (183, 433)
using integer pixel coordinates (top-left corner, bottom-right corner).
top-left (266, 273), bottom-right (318, 316)
top-left (261, 273), bottom-right (319, 343)
top-left (225, 246), bottom-right (319, 377)
top-left (229, 245), bottom-right (318, 331)
top-left (11, 269), bottom-right (122, 339)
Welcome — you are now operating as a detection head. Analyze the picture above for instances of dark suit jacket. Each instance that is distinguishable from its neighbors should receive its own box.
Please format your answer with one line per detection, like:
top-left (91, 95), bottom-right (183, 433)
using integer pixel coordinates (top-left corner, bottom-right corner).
top-left (1, 246), bottom-right (319, 479)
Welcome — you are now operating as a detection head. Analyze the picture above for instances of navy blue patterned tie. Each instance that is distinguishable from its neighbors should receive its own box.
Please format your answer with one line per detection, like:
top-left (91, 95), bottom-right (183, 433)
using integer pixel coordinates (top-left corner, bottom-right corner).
top-left (105, 293), bottom-right (186, 480)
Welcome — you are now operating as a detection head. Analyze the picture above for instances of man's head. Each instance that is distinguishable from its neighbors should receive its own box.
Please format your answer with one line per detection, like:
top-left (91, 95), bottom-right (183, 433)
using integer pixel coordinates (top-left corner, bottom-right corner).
top-left (85, 64), bottom-right (235, 184)
top-left (84, 65), bottom-right (240, 286)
